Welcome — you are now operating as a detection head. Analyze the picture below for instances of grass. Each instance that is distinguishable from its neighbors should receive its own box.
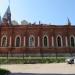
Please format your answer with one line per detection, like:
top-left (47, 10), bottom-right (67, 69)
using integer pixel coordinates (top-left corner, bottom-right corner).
top-left (0, 56), bottom-right (65, 64)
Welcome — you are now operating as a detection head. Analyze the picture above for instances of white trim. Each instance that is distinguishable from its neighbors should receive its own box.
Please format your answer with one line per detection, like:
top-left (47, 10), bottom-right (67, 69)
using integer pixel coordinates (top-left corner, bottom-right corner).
top-left (38, 36), bottom-right (40, 47)
top-left (42, 35), bottom-right (49, 48)
top-left (29, 35), bottom-right (35, 48)
top-left (65, 37), bottom-right (68, 47)
top-left (15, 35), bottom-right (21, 47)
top-left (9, 36), bottom-right (11, 47)
top-left (56, 35), bottom-right (63, 47)
top-left (1, 35), bottom-right (7, 47)
top-left (70, 35), bottom-right (75, 47)
top-left (24, 36), bottom-right (26, 47)
top-left (52, 36), bottom-right (54, 47)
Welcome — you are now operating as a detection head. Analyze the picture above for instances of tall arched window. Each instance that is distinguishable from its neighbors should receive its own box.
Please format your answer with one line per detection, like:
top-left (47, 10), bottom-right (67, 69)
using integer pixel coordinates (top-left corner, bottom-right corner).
top-left (70, 36), bottom-right (75, 47)
top-left (29, 35), bottom-right (35, 47)
top-left (15, 36), bottom-right (21, 47)
top-left (1, 35), bottom-right (7, 47)
top-left (43, 35), bottom-right (48, 47)
top-left (57, 35), bottom-right (62, 47)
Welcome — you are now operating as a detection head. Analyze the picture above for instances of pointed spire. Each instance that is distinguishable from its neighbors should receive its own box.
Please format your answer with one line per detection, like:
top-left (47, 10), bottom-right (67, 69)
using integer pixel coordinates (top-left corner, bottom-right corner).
top-left (0, 14), bottom-right (2, 25)
top-left (67, 18), bottom-right (71, 25)
top-left (7, 6), bottom-right (11, 24)
top-left (3, 6), bottom-right (11, 25)
top-left (7, 6), bottom-right (11, 14)
top-left (3, 6), bottom-right (11, 19)
top-left (3, 10), bottom-right (8, 19)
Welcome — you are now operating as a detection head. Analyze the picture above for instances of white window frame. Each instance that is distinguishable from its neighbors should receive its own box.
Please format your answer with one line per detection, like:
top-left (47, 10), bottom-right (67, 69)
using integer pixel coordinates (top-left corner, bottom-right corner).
top-left (42, 35), bottom-right (49, 48)
top-left (70, 35), bottom-right (75, 47)
top-left (1, 35), bottom-right (7, 47)
top-left (56, 35), bottom-right (63, 47)
top-left (15, 35), bottom-right (21, 47)
top-left (29, 35), bottom-right (35, 48)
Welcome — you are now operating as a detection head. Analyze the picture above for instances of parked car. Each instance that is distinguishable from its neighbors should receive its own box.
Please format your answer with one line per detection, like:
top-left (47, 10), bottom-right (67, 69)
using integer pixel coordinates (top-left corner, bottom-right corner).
top-left (65, 57), bottom-right (75, 64)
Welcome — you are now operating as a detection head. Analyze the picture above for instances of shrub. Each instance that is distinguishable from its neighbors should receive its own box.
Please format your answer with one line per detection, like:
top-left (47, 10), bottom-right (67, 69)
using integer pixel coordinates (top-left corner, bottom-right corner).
top-left (0, 68), bottom-right (10, 75)
top-left (0, 57), bottom-right (65, 64)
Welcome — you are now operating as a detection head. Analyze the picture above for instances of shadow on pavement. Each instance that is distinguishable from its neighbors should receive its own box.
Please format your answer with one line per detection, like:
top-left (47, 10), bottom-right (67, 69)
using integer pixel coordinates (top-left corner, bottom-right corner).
top-left (10, 73), bottom-right (75, 75)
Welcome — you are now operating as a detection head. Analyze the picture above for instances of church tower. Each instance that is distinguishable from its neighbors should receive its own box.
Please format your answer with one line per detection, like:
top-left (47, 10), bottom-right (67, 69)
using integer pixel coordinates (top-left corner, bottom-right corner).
top-left (2, 0), bottom-right (12, 26)
top-left (2, 5), bottom-right (11, 26)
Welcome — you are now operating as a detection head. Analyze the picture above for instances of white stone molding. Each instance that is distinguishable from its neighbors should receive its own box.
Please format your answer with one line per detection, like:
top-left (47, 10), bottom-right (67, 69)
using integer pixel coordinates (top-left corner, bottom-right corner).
top-left (24, 36), bottom-right (26, 47)
top-left (1, 35), bottom-right (7, 47)
top-left (65, 36), bottom-right (68, 47)
top-left (15, 35), bottom-right (21, 47)
top-left (38, 36), bottom-right (40, 47)
top-left (56, 35), bottom-right (63, 47)
top-left (42, 35), bottom-right (49, 48)
top-left (70, 35), bottom-right (75, 47)
top-left (9, 36), bottom-right (11, 47)
top-left (52, 36), bottom-right (54, 47)
top-left (29, 35), bottom-right (35, 48)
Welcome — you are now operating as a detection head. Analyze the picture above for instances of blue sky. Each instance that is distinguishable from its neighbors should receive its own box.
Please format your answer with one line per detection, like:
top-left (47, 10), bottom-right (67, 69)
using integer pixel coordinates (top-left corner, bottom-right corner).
top-left (0, 0), bottom-right (75, 25)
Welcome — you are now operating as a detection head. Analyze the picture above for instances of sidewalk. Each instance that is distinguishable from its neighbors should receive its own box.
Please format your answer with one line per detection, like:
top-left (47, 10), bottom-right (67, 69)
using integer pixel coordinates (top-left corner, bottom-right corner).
top-left (1, 63), bottom-right (75, 74)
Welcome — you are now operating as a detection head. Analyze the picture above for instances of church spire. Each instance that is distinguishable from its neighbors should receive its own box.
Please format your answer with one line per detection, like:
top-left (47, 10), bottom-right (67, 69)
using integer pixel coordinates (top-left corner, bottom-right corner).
top-left (3, 6), bottom-right (11, 24)
top-left (3, 0), bottom-right (11, 25)
top-left (67, 18), bottom-right (71, 25)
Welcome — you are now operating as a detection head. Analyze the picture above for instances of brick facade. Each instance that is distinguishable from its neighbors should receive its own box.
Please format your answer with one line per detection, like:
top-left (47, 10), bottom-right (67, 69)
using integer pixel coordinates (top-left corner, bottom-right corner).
top-left (0, 22), bottom-right (75, 56)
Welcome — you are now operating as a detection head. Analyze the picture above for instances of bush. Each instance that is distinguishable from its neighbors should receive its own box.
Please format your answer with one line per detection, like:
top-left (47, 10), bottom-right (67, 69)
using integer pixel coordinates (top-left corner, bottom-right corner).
top-left (0, 68), bottom-right (10, 75)
top-left (0, 57), bottom-right (65, 64)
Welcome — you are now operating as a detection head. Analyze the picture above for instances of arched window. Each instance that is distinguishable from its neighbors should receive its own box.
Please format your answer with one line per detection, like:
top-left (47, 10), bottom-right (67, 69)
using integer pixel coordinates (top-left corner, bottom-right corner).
top-left (1, 35), bottom-right (7, 47)
top-left (57, 35), bottom-right (62, 47)
top-left (15, 36), bottom-right (21, 47)
top-left (70, 36), bottom-right (75, 47)
top-left (43, 35), bottom-right (48, 47)
top-left (29, 35), bottom-right (35, 47)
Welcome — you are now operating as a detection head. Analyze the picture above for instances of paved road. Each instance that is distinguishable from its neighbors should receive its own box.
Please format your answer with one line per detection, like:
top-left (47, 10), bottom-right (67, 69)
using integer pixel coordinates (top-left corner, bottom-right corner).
top-left (9, 73), bottom-right (75, 75)
top-left (1, 63), bottom-right (75, 75)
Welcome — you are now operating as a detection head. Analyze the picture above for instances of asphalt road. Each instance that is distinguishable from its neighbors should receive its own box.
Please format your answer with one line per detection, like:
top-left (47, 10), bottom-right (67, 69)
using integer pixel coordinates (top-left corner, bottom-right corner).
top-left (10, 73), bottom-right (75, 75)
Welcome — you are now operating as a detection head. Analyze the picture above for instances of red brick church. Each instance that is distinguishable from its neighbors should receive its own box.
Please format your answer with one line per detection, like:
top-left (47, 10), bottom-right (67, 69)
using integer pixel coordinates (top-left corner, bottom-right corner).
top-left (0, 6), bottom-right (75, 56)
